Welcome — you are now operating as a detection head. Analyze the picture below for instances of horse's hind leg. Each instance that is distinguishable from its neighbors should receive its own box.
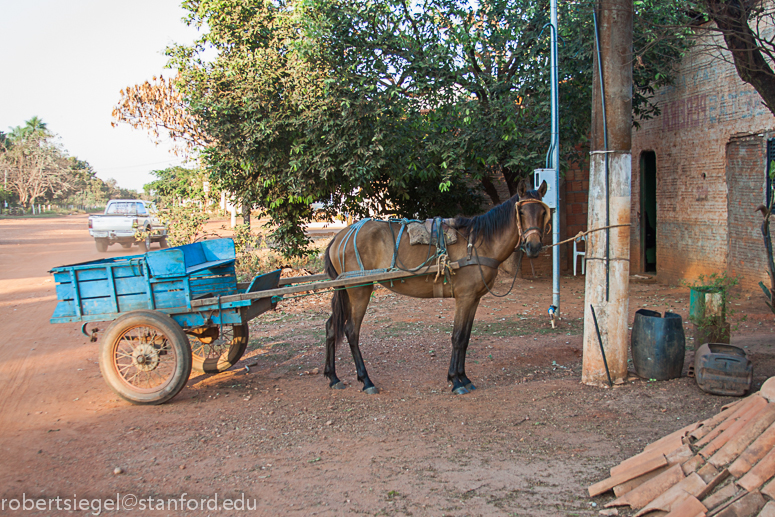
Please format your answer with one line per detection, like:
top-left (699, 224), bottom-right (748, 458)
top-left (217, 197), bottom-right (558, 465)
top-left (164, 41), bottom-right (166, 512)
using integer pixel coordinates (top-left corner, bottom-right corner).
top-left (344, 285), bottom-right (378, 394)
top-left (449, 296), bottom-right (480, 395)
top-left (324, 316), bottom-right (345, 389)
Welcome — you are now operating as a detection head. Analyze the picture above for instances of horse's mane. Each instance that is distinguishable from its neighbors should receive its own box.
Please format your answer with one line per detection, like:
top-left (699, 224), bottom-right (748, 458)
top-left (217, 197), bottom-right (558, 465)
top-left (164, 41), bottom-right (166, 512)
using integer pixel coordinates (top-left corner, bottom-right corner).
top-left (454, 189), bottom-right (542, 245)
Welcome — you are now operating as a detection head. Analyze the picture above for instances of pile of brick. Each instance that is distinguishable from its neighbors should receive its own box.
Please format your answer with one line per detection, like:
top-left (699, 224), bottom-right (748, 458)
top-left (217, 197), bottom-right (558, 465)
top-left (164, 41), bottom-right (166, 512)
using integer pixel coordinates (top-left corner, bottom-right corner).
top-left (588, 377), bottom-right (775, 517)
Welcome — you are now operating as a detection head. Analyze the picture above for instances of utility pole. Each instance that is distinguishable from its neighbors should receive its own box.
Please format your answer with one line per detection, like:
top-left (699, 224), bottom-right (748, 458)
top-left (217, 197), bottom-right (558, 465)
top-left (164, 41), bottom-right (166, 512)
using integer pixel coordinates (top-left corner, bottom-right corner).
top-left (582, 0), bottom-right (633, 386)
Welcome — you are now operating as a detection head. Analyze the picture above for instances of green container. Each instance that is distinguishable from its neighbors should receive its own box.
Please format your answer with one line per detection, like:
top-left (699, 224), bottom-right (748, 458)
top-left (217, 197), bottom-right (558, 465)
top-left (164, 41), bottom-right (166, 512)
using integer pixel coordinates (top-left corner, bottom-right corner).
top-left (689, 286), bottom-right (725, 324)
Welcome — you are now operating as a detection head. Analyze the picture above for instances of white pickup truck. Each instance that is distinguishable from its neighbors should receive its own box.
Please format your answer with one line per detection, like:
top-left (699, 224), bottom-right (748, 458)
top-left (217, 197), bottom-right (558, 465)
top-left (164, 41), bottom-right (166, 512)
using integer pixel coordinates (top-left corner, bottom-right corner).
top-left (88, 199), bottom-right (168, 252)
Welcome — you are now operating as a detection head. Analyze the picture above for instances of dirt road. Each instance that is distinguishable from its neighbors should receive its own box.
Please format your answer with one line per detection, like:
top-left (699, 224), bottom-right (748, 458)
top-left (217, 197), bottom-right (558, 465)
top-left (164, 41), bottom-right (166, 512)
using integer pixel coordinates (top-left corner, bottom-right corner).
top-left (1, 215), bottom-right (774, 516)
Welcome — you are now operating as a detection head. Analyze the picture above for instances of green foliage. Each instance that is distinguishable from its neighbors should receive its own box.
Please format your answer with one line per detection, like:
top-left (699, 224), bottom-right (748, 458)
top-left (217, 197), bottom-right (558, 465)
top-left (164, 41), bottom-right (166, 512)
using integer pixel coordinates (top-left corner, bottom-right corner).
top-left (232, 223), bottom-right (263, 256)
top-left (167, 0), bottom-right (692, 257)
top-left (682, 271), bottom-right (740, 295)
top-left (143, 166), bottom-right (211, 245)
top-left (682, 272), bottom-right (746, 338)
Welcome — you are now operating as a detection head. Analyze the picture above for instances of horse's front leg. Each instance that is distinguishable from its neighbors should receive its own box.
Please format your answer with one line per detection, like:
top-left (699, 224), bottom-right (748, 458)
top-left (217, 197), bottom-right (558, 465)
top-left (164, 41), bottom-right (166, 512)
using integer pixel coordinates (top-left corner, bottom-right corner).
top-left (344, 286), bottom-right (379, 394)
top-left (448, 296), bottom-right (481, 395)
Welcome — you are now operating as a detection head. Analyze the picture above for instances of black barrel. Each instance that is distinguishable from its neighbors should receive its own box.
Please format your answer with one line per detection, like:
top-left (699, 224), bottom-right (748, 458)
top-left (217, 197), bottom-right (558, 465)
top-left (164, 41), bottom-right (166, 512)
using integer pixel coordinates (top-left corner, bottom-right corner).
top-left (631, 309), bottom-right (685, 380)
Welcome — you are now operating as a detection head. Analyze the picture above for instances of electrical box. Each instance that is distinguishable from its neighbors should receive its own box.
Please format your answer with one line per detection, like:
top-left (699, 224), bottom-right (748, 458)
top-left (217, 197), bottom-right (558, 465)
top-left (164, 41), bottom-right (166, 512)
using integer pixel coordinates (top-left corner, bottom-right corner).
top-left (533, 168), bottom-right (558, 209)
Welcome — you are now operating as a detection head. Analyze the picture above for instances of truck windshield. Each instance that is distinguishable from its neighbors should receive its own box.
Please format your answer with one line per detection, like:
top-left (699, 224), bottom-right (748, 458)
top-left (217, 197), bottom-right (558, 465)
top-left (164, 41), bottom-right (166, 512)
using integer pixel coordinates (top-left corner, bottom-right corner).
top-left (106, 202), bottom-right (139, 215)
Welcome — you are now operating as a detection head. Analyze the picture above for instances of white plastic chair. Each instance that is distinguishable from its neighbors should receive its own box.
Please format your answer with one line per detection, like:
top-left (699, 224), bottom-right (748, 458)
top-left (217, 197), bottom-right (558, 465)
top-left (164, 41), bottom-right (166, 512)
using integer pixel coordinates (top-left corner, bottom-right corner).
top-left (573, 235), bottom-right (586, 276)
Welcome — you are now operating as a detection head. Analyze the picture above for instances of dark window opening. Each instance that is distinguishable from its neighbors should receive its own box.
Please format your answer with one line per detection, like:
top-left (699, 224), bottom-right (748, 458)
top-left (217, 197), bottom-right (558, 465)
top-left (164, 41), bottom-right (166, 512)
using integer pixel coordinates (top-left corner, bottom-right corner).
top-left (641, 151), bottom-right (657, 273)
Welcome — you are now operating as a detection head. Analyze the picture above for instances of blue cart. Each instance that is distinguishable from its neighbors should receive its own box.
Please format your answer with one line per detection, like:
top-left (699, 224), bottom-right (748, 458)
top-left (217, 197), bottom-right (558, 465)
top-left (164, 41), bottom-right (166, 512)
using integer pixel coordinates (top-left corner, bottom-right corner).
top-left (50, 238), bottom-right (448, 405)
top-left (50, 239), bottom-right (283, 405)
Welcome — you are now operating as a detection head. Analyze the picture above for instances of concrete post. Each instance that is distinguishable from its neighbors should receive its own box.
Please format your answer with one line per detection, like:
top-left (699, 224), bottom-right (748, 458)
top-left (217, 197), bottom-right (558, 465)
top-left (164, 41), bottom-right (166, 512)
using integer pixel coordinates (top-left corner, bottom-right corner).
top-left (582, 0), bottom-right (633, 386)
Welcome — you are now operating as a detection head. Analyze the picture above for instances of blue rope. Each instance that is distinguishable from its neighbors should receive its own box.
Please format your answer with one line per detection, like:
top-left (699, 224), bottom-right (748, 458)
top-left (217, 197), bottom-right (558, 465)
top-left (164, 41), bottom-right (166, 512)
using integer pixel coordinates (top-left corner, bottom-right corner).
top-left (337, 218), bottom-right (371, 272)
top-left (337, 217), bottom-right (445, 276)
top-left (391, 224), bottom-right (406, 269)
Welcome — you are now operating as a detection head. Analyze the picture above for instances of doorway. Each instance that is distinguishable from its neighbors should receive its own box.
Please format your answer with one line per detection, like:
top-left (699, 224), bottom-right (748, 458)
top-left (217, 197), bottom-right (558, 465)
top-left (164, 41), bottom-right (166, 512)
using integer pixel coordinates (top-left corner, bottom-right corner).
top-left (640, 151), bottom-right (657, 272)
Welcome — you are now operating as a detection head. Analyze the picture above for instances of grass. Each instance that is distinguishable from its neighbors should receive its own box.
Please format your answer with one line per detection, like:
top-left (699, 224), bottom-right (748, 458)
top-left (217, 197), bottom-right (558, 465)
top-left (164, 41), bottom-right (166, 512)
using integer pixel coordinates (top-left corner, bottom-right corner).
top-left (471, 316), bottom-right (584, 337)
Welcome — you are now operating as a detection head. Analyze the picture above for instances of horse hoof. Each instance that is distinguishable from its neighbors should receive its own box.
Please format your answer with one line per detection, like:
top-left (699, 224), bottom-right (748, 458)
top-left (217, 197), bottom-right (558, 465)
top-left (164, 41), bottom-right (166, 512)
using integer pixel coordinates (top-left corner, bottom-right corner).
top-left (330, 382), bottom-right (347, 390)
top-left (452, 386), bottom-right (470, 395)
top-left (465, 383), bottom-right (477, 391)
top-left (363, 386), bottom-right (379, 395)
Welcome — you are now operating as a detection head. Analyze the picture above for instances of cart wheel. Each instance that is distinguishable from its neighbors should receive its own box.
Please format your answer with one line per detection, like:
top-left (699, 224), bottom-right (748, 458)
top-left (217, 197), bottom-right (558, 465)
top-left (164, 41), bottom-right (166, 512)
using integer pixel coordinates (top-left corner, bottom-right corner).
top-left (190, 324), bottom-right (249, 374)
top-left (159, 237), bottom-right (169, 249)
top-left (99, 310), bottom-right (192, 405)
top-left (95, 239), bottom-right (108, 252)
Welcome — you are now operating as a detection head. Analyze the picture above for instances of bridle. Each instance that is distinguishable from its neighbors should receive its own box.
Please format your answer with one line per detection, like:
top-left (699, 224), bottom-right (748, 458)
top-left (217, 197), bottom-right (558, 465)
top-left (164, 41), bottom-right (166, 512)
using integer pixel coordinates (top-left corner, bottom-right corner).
top-left (515, 198), bottom-right (552, 246)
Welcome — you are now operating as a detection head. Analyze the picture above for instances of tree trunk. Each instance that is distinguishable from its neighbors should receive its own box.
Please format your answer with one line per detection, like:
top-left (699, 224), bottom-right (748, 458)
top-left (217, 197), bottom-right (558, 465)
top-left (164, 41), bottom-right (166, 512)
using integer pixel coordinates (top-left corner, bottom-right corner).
top-left (242, 197), bottom-right (251, 229)
top-left (502, 166), bottom-right (520, 198)
top-left (480, 176), bottom-right (501, 205)
top-left (706, 0), bottom-right (775, 116)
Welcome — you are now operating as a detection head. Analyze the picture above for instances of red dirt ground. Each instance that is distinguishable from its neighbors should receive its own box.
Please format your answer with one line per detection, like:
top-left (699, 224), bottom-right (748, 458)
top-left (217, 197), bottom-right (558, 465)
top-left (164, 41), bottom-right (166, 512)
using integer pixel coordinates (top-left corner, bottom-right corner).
top-left (2, 215), bottom-right (775, 516)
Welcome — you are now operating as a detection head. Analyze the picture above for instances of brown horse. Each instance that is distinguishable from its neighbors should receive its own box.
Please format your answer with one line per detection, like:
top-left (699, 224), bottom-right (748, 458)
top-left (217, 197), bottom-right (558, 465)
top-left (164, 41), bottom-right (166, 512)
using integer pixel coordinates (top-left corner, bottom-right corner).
top-left (323, 180), bottom-right (550, 394)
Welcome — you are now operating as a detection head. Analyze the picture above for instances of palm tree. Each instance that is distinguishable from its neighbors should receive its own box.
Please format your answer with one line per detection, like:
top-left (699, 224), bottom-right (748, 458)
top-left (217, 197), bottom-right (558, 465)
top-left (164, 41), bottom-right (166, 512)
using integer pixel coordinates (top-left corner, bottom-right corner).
top-left (23, 116), bottom-right (49, 138)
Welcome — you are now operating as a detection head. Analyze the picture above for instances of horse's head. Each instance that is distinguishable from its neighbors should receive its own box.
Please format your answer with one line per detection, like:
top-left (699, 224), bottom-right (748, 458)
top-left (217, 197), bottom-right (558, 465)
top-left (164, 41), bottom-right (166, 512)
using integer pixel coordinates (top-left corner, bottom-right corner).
top-left (516, 179), bottom-right (551, 258)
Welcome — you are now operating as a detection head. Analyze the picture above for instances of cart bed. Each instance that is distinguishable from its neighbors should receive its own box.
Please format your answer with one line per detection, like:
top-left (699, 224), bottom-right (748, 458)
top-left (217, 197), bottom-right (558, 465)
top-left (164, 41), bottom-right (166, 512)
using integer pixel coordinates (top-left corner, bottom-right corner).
top-left (51, 239), bottom-right (246, 324)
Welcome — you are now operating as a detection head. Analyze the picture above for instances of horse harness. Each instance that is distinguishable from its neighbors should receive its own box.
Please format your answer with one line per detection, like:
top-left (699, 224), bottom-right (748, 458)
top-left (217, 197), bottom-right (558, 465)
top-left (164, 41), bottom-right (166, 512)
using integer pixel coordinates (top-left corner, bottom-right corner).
top-left (514, 198), bottom-right (552, 249)
top-left (335, 200), bottom-right (551, 298)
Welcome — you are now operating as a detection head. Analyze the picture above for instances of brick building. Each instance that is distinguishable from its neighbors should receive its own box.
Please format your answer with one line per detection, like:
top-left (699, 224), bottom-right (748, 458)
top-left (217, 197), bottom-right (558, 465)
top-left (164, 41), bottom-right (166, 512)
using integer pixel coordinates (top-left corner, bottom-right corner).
top-left (630, 29), bottom-right (775, 290)
top-left (502, 27), bottom-right (775, 288)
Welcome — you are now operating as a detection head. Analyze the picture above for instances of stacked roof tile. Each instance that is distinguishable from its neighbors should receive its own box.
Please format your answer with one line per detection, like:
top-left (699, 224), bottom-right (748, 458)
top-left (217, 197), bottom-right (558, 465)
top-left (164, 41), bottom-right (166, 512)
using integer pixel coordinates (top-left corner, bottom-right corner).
top-left (588, 377), bottom-right (775, 517)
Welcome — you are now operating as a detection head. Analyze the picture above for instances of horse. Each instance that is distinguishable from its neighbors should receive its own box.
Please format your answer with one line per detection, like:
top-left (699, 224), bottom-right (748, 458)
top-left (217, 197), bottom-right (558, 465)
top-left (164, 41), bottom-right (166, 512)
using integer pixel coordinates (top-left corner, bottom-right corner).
top-left (322, 179), bottom-right (551, 394)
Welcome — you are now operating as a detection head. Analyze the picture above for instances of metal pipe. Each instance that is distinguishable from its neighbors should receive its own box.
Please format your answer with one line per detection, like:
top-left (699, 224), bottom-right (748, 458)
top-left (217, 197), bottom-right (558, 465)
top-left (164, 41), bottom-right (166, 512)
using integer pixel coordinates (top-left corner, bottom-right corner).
top-left (593, 8), bottom-right (610, 302)
top-left (550, 0), bottom-right (561, 314)
top-left (590, 305), bottom-right (613, 386)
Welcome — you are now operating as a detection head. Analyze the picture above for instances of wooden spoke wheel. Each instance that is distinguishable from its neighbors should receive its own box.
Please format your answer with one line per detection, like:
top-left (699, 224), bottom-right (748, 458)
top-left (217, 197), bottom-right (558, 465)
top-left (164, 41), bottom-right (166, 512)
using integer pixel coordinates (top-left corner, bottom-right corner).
top-left (189, 324), bottom-right (249, 374)
top-left (99, 310), bottom-right (191, 405)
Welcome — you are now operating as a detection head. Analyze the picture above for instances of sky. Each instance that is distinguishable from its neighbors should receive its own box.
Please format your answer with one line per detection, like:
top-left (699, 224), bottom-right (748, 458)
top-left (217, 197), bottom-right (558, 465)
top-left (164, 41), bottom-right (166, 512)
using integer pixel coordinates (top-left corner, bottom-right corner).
top-left (0, 0), bottom-right (201, 192)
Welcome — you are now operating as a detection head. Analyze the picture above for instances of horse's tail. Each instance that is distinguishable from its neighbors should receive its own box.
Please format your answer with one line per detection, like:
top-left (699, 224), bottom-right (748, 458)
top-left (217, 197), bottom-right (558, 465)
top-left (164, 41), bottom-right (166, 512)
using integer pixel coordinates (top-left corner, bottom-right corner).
top-left (324, 238), bottom-right (348, 347)
top-left (324, 237), bottom-right (338, 280)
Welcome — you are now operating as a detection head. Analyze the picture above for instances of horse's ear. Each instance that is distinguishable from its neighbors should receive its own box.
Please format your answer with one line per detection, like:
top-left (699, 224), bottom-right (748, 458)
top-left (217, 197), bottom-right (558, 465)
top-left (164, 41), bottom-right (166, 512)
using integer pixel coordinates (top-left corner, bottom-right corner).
top-left (538, 180), bottom-right (548, 198)
top-left (517, 178), bottom-right (528, 199)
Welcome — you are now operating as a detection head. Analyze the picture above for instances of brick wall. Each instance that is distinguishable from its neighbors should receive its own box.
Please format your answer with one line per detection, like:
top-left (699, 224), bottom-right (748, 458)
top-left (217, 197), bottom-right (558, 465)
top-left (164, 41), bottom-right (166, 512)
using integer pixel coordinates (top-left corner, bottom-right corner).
top-left (630, 29), bottom-right (775, 290)
top-left (516, 153), bottom-right (590, 278)
top-left (564, 155), bottom-right (590, 273)
top-left (727, 135), bottom-right (769, 288)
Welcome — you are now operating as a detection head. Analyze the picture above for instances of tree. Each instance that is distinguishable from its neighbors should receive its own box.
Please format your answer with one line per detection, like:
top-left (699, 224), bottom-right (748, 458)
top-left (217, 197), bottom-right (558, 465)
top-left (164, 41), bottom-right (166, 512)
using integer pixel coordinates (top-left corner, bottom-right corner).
top-left (696, 0), bottom-right (775, 116)
top-left (144, 166), bottom-right (211, 245)
top-left (119, 0), bottom-right (690, 256)
top-left (0, 120), bottom-right (77, 208)
top-left (112, 75), bottom-right (210, 159)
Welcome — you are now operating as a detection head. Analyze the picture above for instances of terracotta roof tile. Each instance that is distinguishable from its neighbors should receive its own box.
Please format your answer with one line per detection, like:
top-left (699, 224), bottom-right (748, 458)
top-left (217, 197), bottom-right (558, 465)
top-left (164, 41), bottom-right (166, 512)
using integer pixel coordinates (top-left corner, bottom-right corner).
top-left (758, 500), bottom-right (775, 517)
top-left (699, 397), bottom-right (769, 459)
top-left (591, 382), bottom-right (775, 515)
top-left (607, 464), bottom-right (685, 509)
top-left (634, 473), bottom-right (706, 517)
top-left (707, 403), bottom-right (775, 467)
top-left (613, 466), bottom-right (669, 498)
top-left (662, 495), bottom-right (706, 517)
top-left (589, 454), bottom-right (668, 497)
top-left (728, 420), bottom-right (775, 478)
top-left (738, 447), bottom-right (775, 492)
